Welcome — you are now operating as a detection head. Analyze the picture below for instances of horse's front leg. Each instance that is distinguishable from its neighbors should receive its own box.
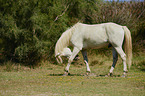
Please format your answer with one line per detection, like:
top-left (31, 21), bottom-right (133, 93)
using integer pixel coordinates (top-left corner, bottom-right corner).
top-left (81, 50), bottom-right (91, 74)
top-left (63, 47), bottom-right (80, 76)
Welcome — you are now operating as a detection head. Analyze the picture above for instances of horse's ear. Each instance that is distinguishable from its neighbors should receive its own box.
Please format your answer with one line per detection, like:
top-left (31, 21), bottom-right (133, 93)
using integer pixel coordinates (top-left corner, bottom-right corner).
top-left (56, 55), bottom-right (63, 64)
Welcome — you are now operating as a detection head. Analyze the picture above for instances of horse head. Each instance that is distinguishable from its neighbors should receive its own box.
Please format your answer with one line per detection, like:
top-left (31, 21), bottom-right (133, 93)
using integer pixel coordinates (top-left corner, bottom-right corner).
top-left (55, 47), bottom-right (72, 64)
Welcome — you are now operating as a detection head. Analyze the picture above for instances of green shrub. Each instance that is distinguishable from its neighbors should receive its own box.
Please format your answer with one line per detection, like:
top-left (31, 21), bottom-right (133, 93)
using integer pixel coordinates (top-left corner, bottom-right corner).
top-left (0, 0), bottom-right (144, 65)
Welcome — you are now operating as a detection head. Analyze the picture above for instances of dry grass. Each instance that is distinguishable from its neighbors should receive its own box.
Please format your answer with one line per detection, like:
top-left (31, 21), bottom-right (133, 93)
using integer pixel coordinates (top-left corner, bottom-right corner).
top-left (0, 52), bottom-right (145, 96)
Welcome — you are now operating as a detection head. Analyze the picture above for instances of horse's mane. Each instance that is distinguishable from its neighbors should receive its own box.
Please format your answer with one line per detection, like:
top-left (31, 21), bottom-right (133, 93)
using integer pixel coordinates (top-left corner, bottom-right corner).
top-left (55, 22), bottom-right (80, 56)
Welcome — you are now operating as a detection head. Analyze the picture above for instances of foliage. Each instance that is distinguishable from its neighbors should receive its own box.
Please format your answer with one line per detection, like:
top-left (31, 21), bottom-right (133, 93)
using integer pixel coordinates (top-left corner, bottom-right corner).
top-left (0, 0), bottom-right (144, 65)
top-left (0, 0), bottom-right (70, 65)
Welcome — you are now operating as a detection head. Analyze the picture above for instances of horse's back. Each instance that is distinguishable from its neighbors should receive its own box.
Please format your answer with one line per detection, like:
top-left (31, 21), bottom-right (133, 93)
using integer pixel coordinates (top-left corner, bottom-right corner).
top-left (70, 22), bottom-right (124, 49)
top-left (71, 23), bottom-right (108, 49)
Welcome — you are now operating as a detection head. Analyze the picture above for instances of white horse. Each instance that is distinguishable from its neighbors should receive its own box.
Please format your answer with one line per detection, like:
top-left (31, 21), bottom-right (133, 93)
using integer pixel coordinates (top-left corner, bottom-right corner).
top-left (55, 22), bottom-right (132, 77)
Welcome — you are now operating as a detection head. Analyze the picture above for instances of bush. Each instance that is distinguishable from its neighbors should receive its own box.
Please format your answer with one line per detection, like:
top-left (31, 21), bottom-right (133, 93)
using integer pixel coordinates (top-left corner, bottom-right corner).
top-left (0, 0), bottom-right (144, 65)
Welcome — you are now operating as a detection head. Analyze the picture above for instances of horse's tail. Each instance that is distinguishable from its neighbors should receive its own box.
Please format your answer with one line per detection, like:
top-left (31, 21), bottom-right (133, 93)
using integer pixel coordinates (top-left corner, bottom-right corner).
top-left (123, 26), bottom-right (132, 69)
top-left (55, 27), bottom-right (74, 63)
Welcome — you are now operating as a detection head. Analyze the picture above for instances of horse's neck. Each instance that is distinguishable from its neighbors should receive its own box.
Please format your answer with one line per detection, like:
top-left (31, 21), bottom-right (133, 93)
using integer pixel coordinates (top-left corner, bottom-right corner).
top-left (55, 28), bottom-right (74, 56)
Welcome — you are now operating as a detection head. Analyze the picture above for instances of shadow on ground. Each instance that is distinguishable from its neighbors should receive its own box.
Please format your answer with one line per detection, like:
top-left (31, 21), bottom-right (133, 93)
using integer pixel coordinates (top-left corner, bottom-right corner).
top-left (48, 73), bottom-right (121, 77)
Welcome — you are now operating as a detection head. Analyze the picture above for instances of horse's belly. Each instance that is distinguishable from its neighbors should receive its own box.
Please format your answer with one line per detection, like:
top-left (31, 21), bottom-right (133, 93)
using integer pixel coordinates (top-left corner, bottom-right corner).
top-left (83, 41), bottom-right (109, 49)
top-left (83, 31), bottom-right (108, 49)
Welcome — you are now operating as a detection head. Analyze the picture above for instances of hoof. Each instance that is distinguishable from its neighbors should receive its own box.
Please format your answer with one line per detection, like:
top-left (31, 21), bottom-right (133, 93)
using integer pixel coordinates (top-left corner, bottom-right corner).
top-left (121, 74), bottom-right (126, 78)
top-left (62, 73), bottom-right (68, 76)
top-left (123, 70), bottom-right (128, 73)
top-left (84, 73), bottom-right (96, 77)
top-left (62, 71), bottom-right (71, 76)
top-left (62, 72), bottom-right (69, 76)
top-left (107, 73), bottom-right (113, 77)
top-left (122, 71), bottom-right (128, 77)
top-left (86, 71), bottom-right (91, 76)
top-left (122, 73), bottom-right (127, 78)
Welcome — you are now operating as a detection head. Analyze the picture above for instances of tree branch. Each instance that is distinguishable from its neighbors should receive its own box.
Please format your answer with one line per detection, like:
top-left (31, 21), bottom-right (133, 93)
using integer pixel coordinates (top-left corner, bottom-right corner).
top-left (54, 4), bottom-right (70, 22)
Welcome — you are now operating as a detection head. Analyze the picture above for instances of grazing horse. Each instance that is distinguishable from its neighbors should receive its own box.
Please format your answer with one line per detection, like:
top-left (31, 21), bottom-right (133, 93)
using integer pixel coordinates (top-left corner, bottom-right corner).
top-left (55, 22), bottom-right (132, 77)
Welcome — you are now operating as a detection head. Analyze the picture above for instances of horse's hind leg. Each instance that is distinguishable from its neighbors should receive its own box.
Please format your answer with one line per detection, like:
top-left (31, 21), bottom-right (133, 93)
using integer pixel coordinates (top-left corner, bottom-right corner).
top-left (64, 47), bottom-right (80, 76)
top-left (81, 50), bottom-right (91, 73)
top-left (114, 46), bottom-right (128, 77)
top-left (109, 47), bottom-right (118, 76)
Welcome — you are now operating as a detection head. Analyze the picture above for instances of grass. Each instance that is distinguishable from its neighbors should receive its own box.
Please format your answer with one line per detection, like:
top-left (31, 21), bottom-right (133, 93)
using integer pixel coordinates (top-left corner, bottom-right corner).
top-left (0, 52), bottom-right (145, 96)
